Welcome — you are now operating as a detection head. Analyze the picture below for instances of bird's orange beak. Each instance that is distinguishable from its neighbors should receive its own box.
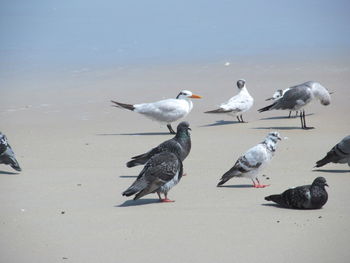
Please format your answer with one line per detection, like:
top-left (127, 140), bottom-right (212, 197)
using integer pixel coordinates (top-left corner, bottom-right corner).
top-left (190, 94), bottom-right (202, 99)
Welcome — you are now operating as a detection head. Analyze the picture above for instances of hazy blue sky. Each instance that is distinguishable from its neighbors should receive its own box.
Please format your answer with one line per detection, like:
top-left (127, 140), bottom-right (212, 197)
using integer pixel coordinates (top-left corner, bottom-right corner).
top-left (1, 0), bottom-right (349, 71)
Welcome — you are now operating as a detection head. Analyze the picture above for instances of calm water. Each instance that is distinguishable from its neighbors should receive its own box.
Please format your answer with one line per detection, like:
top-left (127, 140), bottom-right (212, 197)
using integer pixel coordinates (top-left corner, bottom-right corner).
top-left (1, 0), bottom-right (350, 74)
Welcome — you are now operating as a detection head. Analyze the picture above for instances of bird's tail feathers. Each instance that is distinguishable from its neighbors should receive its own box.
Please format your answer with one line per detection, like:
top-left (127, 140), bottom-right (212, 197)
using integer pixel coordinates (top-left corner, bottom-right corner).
top-left (217, 172), bottom-right (234, 187)
top-left (265, 194), bottom-right (283, 204)
top-left (111, 100), bottom-right (135, 111)
top-left (126, 159), bottom-right (146, 168)
top-left (258, 103), bottom-right (274, 113)
top-left (122, 187), bottom-right (138, 197)
top-left (315, 155), bottom-right (331, 168)
top-left (205, 108), bottom-right (231, 114)
top-left (10, 158), bottom-right (21, 172)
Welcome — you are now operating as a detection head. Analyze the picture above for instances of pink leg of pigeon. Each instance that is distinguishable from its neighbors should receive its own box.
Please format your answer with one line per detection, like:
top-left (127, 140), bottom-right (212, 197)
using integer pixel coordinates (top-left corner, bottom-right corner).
top-left (160, 193), bottom-right (175, 202)
top-left (252, 178), bottom-right (270, 188)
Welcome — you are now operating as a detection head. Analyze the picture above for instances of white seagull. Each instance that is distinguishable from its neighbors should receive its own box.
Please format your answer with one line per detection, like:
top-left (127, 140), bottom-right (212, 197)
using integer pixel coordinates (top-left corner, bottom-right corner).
top-left (217, 131), bottom-right (281, 188)
top-left (258, 81), bottom-right (331, 129)
top-left (111, 90), bottom-right (201, 134)
top-left (204, 79), bottom-right (254, 123)
top-left (265, 88), bottom-right (298, 118)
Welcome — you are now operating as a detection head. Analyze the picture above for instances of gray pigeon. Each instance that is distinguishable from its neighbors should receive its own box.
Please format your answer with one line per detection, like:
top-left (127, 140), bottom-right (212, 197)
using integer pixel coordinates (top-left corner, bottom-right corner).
top-left (265, 177), bottom-right (328, 209)
top-left (258, 81), bottom-right (331, 129)
top-left (315, 135), bottom-right (350, 167)
top-left (122, 152), bottom-right (184, 202)
top-left (126, 121), bottom-right (191, 168)
top-left (0, 132), bottom-right (21, 172)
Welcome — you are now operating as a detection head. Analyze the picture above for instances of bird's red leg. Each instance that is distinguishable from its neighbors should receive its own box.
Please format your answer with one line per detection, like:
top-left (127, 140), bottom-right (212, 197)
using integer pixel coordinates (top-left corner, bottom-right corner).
top-left (254, 178), bottom-right (270, 188)
top-left (160, 193), bottom-right (175, 202)
top-left (252, 179), bottom-right (257, 188)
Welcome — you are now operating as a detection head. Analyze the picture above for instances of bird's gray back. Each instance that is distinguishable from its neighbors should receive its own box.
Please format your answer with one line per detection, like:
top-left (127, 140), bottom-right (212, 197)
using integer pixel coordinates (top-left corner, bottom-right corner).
top-left (272, 85), bottom-right (311, 110)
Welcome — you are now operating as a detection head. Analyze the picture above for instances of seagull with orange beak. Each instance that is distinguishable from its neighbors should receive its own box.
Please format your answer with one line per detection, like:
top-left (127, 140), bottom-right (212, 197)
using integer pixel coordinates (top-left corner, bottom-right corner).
top-left (111, 90), bottom-right (201, 134)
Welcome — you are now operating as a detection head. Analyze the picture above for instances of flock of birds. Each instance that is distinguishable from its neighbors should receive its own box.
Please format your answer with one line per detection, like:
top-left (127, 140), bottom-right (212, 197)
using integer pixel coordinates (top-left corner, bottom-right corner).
top-left (1, 79), bottom-right (349, 209)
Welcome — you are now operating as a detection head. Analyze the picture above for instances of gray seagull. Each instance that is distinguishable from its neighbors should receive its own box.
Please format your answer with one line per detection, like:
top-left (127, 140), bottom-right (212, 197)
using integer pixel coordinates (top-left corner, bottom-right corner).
top-left (258, 81), bottom-right (331, 129)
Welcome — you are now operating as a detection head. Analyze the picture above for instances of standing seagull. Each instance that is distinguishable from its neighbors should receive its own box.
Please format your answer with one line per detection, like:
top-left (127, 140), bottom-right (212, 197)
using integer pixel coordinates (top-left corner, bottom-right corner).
top-left (265, 88), bottom-right (298, 118)
top-left (111, 90), bottom-right (201, 134)
top-left (258, 81), bottom-right (331, 129)
top-left (127, 121), bottom-right (191, 167)
top-left (0, 132), bottom-right (21, 172)
top-left (315, 135), bottom-right (350, 168)
top-left (122, 152), bottom-right (184, 202)
top-left (217, 131), bottom-right (281, 188)
top-left (204, 79), bottom-right (254, 123)
top-left (265, 177), bottom-right (328, 209)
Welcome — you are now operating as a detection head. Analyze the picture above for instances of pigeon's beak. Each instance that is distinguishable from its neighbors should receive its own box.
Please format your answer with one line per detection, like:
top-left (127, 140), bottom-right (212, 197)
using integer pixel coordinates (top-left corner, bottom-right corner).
top-left (188, 127), bottom-right (192, 131)
top-left (277, 135), bottom-right (282, 140)
top-left (190, 94), bottom-right (202, 99)
top-left (265, 97), bottom-right (273, 101)
top-left (325, 183), bottom-right (329, 187)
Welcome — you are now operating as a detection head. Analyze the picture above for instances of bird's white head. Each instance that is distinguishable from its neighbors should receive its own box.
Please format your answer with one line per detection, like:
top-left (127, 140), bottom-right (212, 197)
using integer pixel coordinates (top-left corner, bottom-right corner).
top-left (310, 82), bottom-right (331, 106)
top-left (176, 90), bottom-right (202, 100)
top-left (266, 131), bottom-right (282, 143)
top-left (236, 79), bottom-right (246, 90)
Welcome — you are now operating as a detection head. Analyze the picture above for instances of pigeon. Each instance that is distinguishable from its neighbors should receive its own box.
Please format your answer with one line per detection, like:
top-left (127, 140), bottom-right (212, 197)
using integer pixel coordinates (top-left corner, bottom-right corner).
top-left (217, 131), bottom-right (281, 188)
top-left (204, 79), bottom-right (254, 123)
top-left (126, 121), bottom-right (191, 168)
top-left (0, 132), bottom-right (21, 172)
top-left (315, 135), bottom-right (350, 167)
top-left (265, 88), bottom-right (298, 118)
top-left (122, 152), bottom-right (184, 202)
top-left (265, 177), bottom-right (328, 209)
top-left (111, 90), bottom-right (201, 134)
top-left (258, 81), bottom-right (331, 129)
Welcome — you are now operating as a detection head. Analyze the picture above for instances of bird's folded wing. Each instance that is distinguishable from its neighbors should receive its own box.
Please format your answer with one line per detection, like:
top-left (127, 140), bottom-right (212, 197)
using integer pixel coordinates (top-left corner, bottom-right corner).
top-left (235, 155), bottom-right (262, 173)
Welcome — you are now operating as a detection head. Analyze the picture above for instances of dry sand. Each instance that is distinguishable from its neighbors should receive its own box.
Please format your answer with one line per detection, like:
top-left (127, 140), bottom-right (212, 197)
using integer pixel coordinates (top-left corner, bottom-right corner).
top-left (1, 57), bottom-right (350, 263)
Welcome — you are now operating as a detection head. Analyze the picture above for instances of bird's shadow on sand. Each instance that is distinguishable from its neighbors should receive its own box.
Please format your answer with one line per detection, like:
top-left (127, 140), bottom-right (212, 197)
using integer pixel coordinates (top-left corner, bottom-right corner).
top-left (312, 169), bottom-right (350, 173)
top-left (252, 126), bottom-right (303, 130)
top-left (117, 199), bottom-right (163, 207)
top-left (0, 170), bottom-right (20, 175)
top-left (96, 132), bottom-right (171, 136)
top-left (261, 203), bottom-right (288, 209)
top-left (201, 120), bottom-right (241, 127)
top-left (218, 184), bottom-right (253, 188)
top-left (259, 113), bottom-right (313, 121)
top-left (119, 175), bottom-right (138, 178)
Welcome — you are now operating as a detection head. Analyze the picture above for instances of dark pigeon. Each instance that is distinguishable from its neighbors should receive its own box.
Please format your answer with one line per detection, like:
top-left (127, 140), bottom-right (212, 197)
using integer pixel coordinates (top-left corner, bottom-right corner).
top-left (265, 177), bottom-right (328, 209)
top-left (122, 152), bottom-right (184, 202)
top-left (0, 132), bottom-right (21, 172)
top-left (315, 135), bottom-right (350, 168)
top-left (126, 121), bottom-right (191, 168)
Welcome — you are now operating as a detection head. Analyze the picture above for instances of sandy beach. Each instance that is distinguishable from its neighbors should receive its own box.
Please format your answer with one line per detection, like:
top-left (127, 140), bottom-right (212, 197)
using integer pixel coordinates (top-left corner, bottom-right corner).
top-left (1, 56), bottom-right (350, 262)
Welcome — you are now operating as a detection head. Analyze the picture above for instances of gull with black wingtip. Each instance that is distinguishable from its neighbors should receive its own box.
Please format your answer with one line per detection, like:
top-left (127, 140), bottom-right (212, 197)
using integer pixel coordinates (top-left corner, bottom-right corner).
top-left (259, 81), bottom-right (331, 129)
